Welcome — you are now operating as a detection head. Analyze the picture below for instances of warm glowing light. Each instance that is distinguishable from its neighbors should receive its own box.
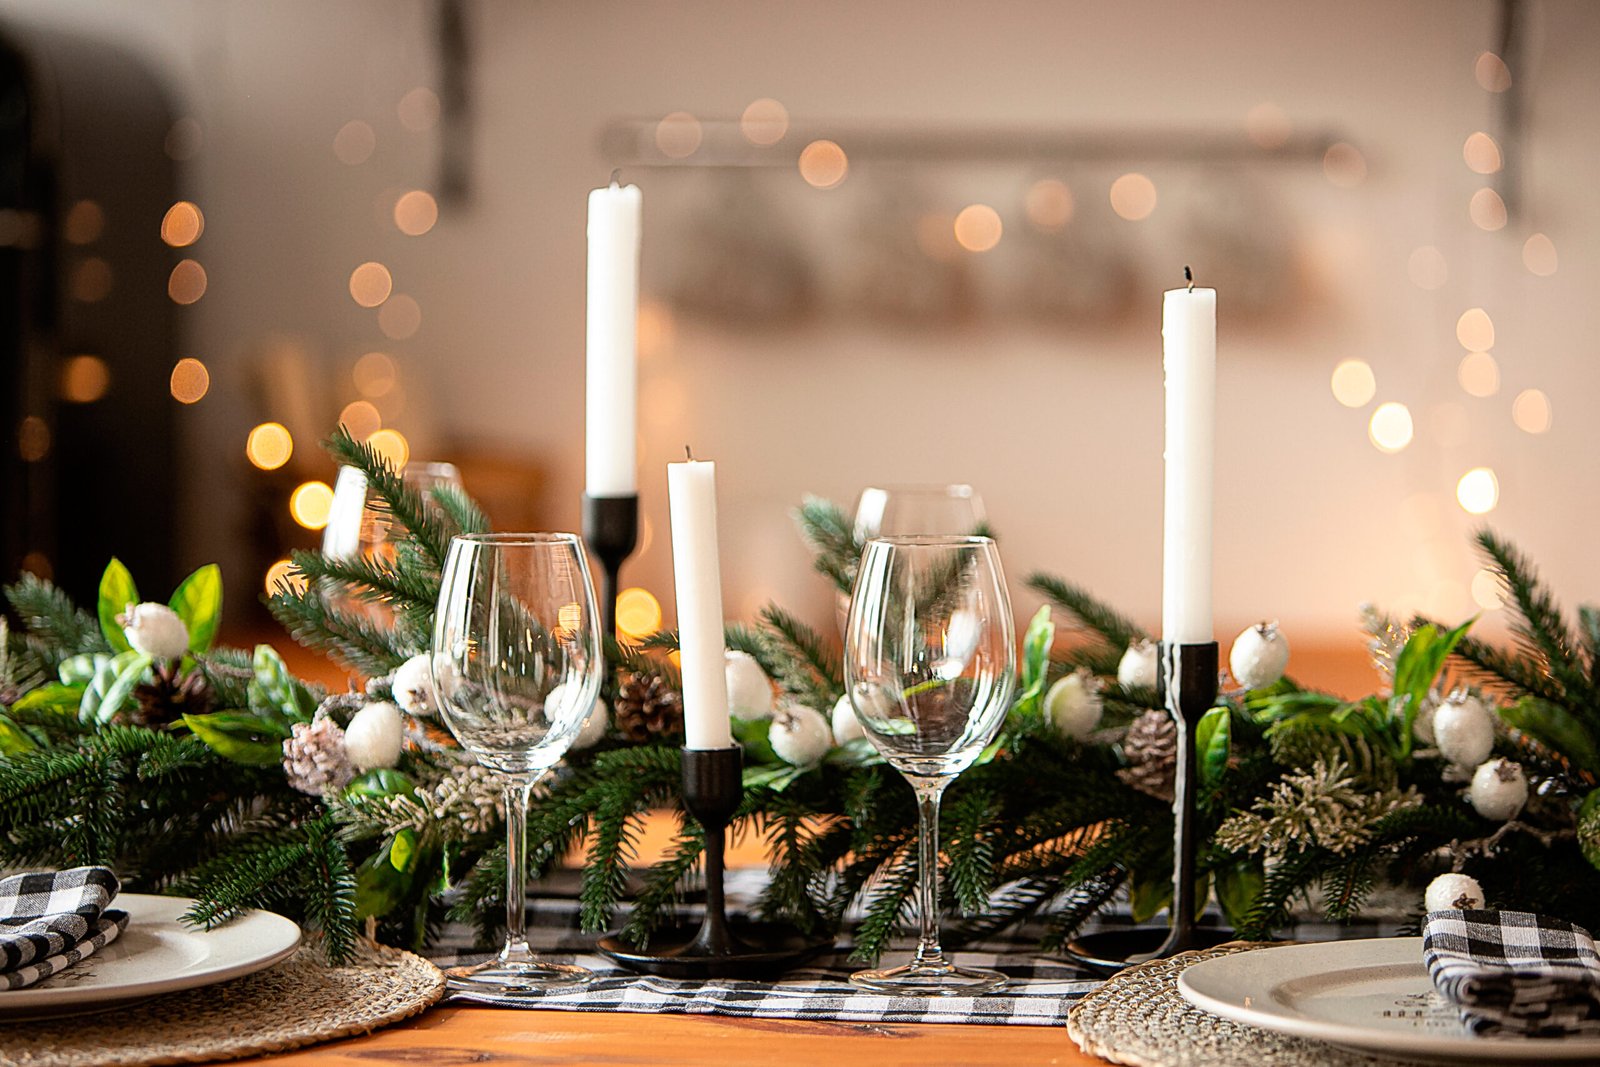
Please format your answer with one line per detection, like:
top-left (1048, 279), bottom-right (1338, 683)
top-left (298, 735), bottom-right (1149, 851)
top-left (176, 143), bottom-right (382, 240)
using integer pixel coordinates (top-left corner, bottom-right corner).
top-left (366, 428), bottom-right (410, 468)
top-left (0, 209), bottom-right (39, 249)
top-left (1462, 132), bottom-right (1502, 174)
top-left (265, 559), bottom-right (307, 596)
top-left (349, 262), bottom-right (393, 308)
top-left (637, 301), bottom-right (676, 360)
top-left (1457, 351), bottom-right (1500, 397)
top-left (20, 552), bottom-right (51, 580)
top-left (71, 258), bottom-right (113, 303)
top-left (64, 201), bottom-right (105, 245)
top-left (668, 650), bottom-right (682, 670)
top-left (1109, 173), bottom-right (1157, 221)
top-left (338, 400), bottom-right (382, 439)
top-left (953, 204), bottom-right (1003, 252)
top-left (1368, 402), bottom-right (1414, 453)
top-left (170, 358), bottom-right (210, 404)
top-left (556, 601), bottom-right (584, 639)
top-left (1456, 468), bottom-right (1499, 515)
top-left (740, 98), bottom-right (789, 146)
top-left (333, 120), bottom-right (376, 165)
top-left (378, 294), bottom-right (421, 340)
top-left (397, 87), bottom-right (441, 132)
top-left (1322, 142), bottom-right (1367, 187)
top-left (1330, 359), bottom-right (1376, 408)
top-left (60, 355), bottom-right (110, 404)
top-left (1475, 52), bottom-right (1512, 93)
top-left (1245, 102), bottom-right (1291, 149)
top-left (17, 416), bottom-right (49, 462)
top-left (1469, 187), bottom-right (1507, 231)
top-left (1512, 389), bottom-right (1552, 434)
top-left (393, 190), bottom-right (438, 236)
top-left (246, 422), bottom-right (294, 470)
top-left (615, 587), bottom-right (663, 640)
top-left (1471, 568), bottom-right (1504, 611)
top-left (161, 202), bottom-right (205, 247)
top-left (165, 117), bottom-right (203, 161)
top-left (1024, 179), bottom-right (1073, 231)
top-left (290, 481), bottom-right (335, 530)
top-left (1456, 308), bottom-right (1494, 351)
top-left (1407, 246), bottom-right (1448, 290)
top-left (353, 351), bottom-right (398, 397)
top-left (798, 139), bottom-right (848, 189)
top-left (655, 112), bottom-right (703, 158)
top-left (168, 259), bottom-right (207, 304)
top-left (1522, 233), bottom-right (1558, 276)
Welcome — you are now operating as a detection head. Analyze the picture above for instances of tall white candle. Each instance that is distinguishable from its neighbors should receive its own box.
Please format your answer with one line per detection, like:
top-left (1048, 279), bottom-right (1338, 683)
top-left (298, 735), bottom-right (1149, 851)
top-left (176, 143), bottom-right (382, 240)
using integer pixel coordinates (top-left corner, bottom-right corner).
top-left (667, 457), bottom-right (733, 749)
top-left (585, 181), bottom-right (642, 498)
top-left (1161, 284), bottom-right (1217, 645)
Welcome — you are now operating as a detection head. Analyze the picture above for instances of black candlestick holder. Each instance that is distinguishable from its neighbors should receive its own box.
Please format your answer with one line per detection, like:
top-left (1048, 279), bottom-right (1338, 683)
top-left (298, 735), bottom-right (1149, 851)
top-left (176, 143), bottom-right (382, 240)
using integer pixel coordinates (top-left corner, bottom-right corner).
top-left (582, 493), bottom-right (638, 639)
top-left (1064, 641), bottom-right (1235, 974)
top-left (597, 746), bottom-right (834, 978)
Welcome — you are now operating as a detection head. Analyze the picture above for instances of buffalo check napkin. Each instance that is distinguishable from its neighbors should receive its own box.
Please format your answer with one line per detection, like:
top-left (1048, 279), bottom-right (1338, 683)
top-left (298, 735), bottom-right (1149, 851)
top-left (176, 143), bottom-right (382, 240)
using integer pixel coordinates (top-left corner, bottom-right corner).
top-left (1423, 909), bottom-right (1600, 1037)
top-left (0, 866), bottom-right (129, 991)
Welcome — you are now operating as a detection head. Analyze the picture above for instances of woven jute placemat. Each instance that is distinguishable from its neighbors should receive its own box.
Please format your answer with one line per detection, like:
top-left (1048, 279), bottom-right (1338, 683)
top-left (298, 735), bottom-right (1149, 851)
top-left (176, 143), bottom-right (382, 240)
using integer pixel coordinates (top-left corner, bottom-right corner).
top-left (1067, 941), bottom-right (1432, 1067)
top-left (1, 939), bottom-right (446, 1067)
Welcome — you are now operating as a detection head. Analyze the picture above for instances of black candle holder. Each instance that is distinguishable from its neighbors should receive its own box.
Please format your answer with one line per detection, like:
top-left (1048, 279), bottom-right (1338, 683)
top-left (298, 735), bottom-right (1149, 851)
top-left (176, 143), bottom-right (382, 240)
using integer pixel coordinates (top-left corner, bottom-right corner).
top-left (1064, 641), bottom-right (1235, 974)
top-left (582, 493), bottom-right (638, 639)
top-left (597, 746), bottom-right (834, 979)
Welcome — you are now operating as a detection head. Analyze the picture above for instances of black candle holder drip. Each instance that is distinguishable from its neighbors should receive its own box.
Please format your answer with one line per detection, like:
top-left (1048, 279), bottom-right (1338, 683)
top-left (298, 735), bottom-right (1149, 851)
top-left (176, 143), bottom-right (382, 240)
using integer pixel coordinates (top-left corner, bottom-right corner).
top-left (1064, 641), bottom-right (1235, 974)
top-left (582, 493), bottom-right (638, 639)
top-left (597, 746), bottom-right (835, 979)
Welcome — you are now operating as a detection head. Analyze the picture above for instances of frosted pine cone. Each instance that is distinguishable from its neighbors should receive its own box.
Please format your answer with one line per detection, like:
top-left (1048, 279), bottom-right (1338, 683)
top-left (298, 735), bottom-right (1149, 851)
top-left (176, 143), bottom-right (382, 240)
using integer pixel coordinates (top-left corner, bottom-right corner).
top-left (428, 763), bottom-right (505, 836)
top-left (1117, 710), bottom-right (1177, 801)
top-left (283, 714), bottom-right (355, 796)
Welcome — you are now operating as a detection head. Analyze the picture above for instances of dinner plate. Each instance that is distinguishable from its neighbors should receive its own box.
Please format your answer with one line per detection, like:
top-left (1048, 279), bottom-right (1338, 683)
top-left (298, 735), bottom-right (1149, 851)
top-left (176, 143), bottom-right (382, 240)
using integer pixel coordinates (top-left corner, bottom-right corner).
top-left (1178, 937), bottom-right (1600, 1064)
top-left (0, 893), bottom-right (301, 1020)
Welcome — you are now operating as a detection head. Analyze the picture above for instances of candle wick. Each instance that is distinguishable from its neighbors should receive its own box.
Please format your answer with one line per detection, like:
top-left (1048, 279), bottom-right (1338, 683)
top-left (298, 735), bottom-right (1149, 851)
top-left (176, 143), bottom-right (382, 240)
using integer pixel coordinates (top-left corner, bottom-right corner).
top-left (685, 445), bottom-right (694, 461)
top-left (610, 168), bottom-right (622, 188)
top-left (1184, 265), bottom-right (1194, 291)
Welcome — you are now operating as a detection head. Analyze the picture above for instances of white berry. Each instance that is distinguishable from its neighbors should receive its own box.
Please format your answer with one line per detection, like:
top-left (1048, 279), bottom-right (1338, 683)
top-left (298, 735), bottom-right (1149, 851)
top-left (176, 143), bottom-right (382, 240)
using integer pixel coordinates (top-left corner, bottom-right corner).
top-left (1045, 668), bottom-right (1103, 740)
top-left (1413, 693), bottom-right (1439, 745)
top-left (830, 693), bottom-right (866, 745)
top-left (571, 696), bottom-right (609, 750)
top-left (1470, 758), bottom-right (1528, 821)
top-left (1425, 872), bottom-right (1485, 912)
top-left (1434, 689), bottom-right (1495, 769)
top-left (725, 651), bottom-right (775, 719)
top-left (118, 602), bottom-right (190, 660)
top-left (391, 653), bottom-right (438, 717)
top-left (1229, 621), bottom-right (1289, 691)
top-left (344, 701), bottom-right (404, 771)
top-left (768, 703), bottom-right (832, 767)
top-left (1117, 640), bottom-right (1158, 691)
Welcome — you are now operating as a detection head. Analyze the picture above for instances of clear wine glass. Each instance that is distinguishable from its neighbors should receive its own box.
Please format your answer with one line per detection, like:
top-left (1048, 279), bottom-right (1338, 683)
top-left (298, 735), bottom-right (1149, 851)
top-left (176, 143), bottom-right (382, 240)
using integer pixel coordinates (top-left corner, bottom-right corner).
top-left (844, 535), bottom-right (1016, 995)
top-left (431, 533), bottom-right (601, 994)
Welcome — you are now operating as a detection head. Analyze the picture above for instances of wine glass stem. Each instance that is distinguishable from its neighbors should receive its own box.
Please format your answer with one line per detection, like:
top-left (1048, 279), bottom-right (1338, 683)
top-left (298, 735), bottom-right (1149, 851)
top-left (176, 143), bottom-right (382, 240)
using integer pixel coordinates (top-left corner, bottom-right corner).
top-left (502, 774), bottom-right (537, 958)
top-left (911, 776), bottom-right (951, 969)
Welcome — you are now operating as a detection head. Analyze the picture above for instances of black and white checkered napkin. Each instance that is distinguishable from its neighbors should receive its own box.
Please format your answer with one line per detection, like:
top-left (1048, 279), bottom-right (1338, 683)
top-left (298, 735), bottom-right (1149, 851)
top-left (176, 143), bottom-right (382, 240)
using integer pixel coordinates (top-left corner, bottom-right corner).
top-left (1423, 909), bottom-right (1600, 1036)
top-left (0, 866), bottom-right (129, 991)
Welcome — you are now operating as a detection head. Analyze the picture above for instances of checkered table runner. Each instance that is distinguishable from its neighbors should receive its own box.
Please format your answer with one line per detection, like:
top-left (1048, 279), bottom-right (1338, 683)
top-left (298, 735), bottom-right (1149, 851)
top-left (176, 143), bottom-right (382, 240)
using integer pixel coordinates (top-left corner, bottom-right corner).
top-left (430, 869), bottom-right (1404, 1025)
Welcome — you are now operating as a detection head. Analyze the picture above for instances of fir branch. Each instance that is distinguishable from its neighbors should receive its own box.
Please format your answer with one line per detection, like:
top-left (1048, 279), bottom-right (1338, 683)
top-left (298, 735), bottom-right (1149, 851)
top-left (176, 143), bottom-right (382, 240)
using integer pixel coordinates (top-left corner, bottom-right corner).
top-left (4, 573), bottom-right (106, 667)
top-left (944, 786), bottom-right (1000, 915)
top-left (794, 496), bottom-right (860, 596)
top-left (849, 845), bottom-right (920, 964)
top-left (287, 549), bottom-right (440, 614)
top-left (758, 605), bottom-right (844, 708)
top-left (1038, 871), bottom-right (1126, 954)
top-left (1237, 847), bottom-right (1328, 938)
top-left (620, 821), bottom-right (706, 948)
top-left (430, 483), bottom-right (491, 539)
top-left (325, 427), bottom-right (453, 571)
top-left (267, 589), bottom-right (411, 675)
top-left (1026, 574), bottom-right (1147, 652)
top-left (1580, 605), bottom-right (1600, 694)
top-left (1473, 528), bottom-right (1590, 703)
top-left (1320, 852), bottom-right (1377, 923)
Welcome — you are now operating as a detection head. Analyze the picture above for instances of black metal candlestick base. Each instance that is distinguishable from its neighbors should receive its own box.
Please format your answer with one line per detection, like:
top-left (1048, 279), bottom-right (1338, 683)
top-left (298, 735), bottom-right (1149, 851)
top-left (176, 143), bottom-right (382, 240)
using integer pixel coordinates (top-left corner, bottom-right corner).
top-left (582, 493), bottom-right (638, 639)
top-left (597, 747), bottom-right (834, 979)
top-left (1064, 641), bottom-right (1232, 975)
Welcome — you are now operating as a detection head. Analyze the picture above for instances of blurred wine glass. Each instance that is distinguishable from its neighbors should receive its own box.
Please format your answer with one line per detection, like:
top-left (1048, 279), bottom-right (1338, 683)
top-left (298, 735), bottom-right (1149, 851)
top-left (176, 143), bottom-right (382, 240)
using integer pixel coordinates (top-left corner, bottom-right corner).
top-left (321, 461), bottom-right (462, 625)
top-left (837, 485), bottom-right (986, 634)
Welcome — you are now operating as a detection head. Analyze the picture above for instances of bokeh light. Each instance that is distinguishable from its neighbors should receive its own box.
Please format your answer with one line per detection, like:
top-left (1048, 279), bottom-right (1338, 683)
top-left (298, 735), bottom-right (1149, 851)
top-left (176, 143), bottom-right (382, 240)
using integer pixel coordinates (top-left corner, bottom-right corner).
top-left (353, 351), bottom-right (398, 397)
top-left (1462, 132), bottom-right (1502, 174)
top-left (798, 140), bottom-right (848, 189)
top-left (1475, 52), bottom-right (1512, 92)
top-left (161, 202), bottom-right (205, 247)
top-left (71, 258), bottom-right (113, 303)
top-left (1024, 179), bottom-right (1073, 231)
top-left (168, 259), bottom-right (207, 304)
top-left (740, 98), bottom-right (789, 145)
top-left (265, 559), bottom-right (308, 596)
top-left (953, 204), bottom-right (1003, 252)
top-left (338, 400), bottom-right (382, 439)
top-left (1522, 233), bottom-right (1558, 276)
top-left (393, 190), bottom-right (438, 236)
top-left (1322, 142), bottom-right (1367, 187)
top-left (397, 87), bottom-right (441, 132)
top-left (1471, 568), bottom-right (1504, 611)
top-left (349, 262), bottom-right (393, 308)
top-left (1469, 188), bottom-right (1507, 231)
top-left (366, 428), bottom-right (410, 468)
top-left (64, 201), bottom-right (105, 245)
top-left (246, 422), bottom-right (294, 470)
top-left (1368, 402), bottom-right (1414, 453)
top-left (655, 112), bottom-right (703, 158)
top-left (169, 358), bottom-right (210, 404)
top-left (1457, 351), bottom-right (1499, 397)
top-left (1512, 389), bottom-right (1552, 434)
top-left (1407, 246), bottom-right (1448, 290)
top-left (333, 120), bottom-right (376, 165)
top-left (17, 417), bottom-right (50, 462)
top-left (378, 294), bottom-right (422, 340)
top-left (290, 481), bottom-right (335, 529)
top-left (1109, 173), bottom-right (1157, 221)
top-left (1456, 308), bottom-right (1494, 351)
top-left (1330, 359), bottom-right (1376, 408)
top-left (616, 587), bottom-right (663, 640)
top-left (60, 355), bottom-right (110, 403)
top-left (1456, 468), bottom-right (1499, 515)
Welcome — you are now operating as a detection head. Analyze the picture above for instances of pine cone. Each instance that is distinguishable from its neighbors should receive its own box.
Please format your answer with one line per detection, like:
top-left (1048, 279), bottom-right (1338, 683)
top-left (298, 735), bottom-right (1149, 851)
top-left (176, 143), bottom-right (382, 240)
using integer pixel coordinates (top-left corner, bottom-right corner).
top-left (1117, 709), bottom-right (1177, 802)
top-left (131, 663), bottom-right (213, 727)
top-left (613, 672), bottom-right (683, 743)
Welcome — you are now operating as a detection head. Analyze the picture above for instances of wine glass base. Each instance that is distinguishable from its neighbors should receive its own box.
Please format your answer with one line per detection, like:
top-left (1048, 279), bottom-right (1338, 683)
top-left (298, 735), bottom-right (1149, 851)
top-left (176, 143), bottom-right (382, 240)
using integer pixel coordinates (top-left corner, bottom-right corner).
top-left (444, 958), bottom-right (593, 997)
top-left (849, 960), bottom-right (1007, 996)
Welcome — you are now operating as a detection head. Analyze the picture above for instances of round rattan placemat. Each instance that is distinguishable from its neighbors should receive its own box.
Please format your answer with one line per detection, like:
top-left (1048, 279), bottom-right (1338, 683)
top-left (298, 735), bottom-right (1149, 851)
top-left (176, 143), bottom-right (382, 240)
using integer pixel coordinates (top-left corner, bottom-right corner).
top-left (1, 939), bottom-right (446, 1067)
top-left (1067, 941), bottom-right (1433, 1067)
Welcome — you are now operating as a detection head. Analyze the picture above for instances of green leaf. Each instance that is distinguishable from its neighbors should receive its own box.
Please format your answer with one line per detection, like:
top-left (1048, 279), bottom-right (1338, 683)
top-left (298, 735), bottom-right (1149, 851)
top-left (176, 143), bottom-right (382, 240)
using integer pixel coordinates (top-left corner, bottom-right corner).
top-left (1129, 869), bottom-right (1171, 923)
top-left (1196, 706), bottom-right (1231, 787)
top-left (389, 828), bottom-right (418, 873)
top-left (731, 715), bottom-right (779, 765)
top-left (182, 711), bottom-right (289, 765)
top-left (1215, 862), bottom-right (1264, 928)
top-left (249, 645), bottom-right (317, 725)
top-left (1391, 618), bottom-right (1473, 755)
top-left (80, 650), bottom-right (149, 723)
top-left (354, 840), bottom-right (414, 919)
top-left (58, 653), bottom-right (107, 686)
top-left (1501, 696), bottom-right (1600, 772)
top-left (743, 764), bottom-right (804, 791)
top-left (168, 564), bottom-right (223, 654)
top-left (0, 713), bottom-right (37, 755)
top-left (14, 682), bottom-right (86, 715)
top-left (97, 558), bottom-right (139, 654)
top-left (347, 768), bottom-right (417, 798)
top-left (1578, 791), bottom-right (1600, 872)
top-left (1011, 606), bottom-right (1054, 723)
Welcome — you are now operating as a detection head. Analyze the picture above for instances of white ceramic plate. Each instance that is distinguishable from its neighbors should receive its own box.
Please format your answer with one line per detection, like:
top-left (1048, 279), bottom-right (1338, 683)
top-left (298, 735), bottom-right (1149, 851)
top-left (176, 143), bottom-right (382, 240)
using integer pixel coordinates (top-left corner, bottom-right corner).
top-left (1178, 938), bottom-right (1600, 1064)
top-left (0, 893), bottom-right (301, 1020)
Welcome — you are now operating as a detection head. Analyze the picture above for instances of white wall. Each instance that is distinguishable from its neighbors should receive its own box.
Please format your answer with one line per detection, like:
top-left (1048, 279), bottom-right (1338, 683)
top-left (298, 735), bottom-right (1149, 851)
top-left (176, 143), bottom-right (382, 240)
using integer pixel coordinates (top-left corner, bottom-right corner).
top-left (11, 0), bottom-right (1598, 645)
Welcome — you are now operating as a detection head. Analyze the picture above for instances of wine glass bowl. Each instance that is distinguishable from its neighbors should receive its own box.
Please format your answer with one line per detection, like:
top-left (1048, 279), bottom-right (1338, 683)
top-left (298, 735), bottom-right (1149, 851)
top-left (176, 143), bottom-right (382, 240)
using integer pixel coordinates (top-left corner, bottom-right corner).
top-left (844, 535), bottom-right (1016, 995)
top-left (431, 532), bottom-right (601, 994)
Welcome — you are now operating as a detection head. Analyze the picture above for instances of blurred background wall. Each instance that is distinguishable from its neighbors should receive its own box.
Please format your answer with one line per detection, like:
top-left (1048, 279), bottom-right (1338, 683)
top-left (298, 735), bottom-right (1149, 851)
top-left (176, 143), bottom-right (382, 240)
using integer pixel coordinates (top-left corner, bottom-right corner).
top-left (2, 0), bottom-right (1595, 658)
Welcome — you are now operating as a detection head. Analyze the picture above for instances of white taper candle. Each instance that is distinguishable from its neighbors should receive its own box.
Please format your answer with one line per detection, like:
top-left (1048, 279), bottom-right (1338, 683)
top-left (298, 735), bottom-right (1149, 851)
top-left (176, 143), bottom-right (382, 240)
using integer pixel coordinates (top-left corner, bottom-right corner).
top-left (1161, 281), bottom-right (1217, 645)
top-left (585, 181), bottom-right (642, 497)
top-left (667, 457), bottom-right (733, 749)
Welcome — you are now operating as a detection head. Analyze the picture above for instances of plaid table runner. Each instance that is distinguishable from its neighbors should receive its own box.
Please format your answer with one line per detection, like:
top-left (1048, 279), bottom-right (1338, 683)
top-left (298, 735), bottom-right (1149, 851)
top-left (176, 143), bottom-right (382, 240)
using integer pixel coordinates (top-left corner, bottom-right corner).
top-left (1, 866), bottom-right (129, 991)
top-left (1423, 909), bottom-right (1600, 1036)
top-left (431, 868), bottom-right (1403, 1025)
